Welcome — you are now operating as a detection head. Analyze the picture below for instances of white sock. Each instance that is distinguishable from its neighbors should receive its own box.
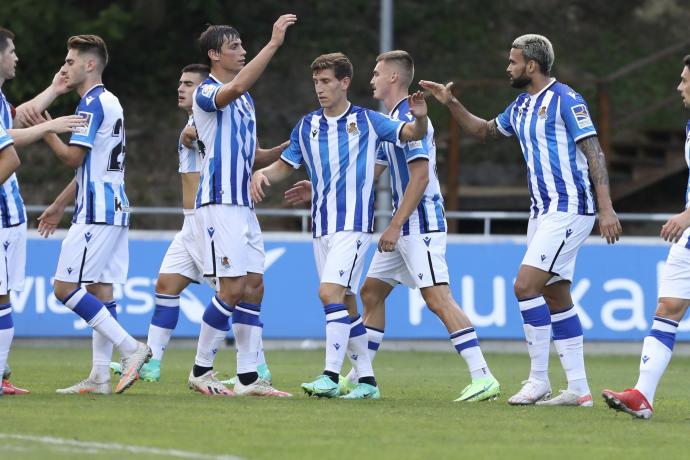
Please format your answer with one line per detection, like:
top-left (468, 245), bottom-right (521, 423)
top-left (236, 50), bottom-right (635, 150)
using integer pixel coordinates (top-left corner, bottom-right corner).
top-left (89, 308), bottom-right (137, 356)
top-left (0, 327), bottom-right (13, 380)
top-left (324, 304), bottom-right (350, 374)
top-left (257, 335), bottom-right (266, 367)
top-left (90, 301), bottom-right (116, 383)
top-left (518, 296), bottom-right (551, 383)
top-left (635, 316), bottom-right (678, 405)
top-left (451, 327), bottom-right (493, 380)
top-left (195, 296), bottom-right (233, 368)
top-left (551, 307), bottom-right (589, 395)
top-left (346, 316), bottom-right (374, 379)
top-left (346, 326), bottom-right (384, 382)
top-left (232, 303), bottom-right (262, 375)
top-left (148, 325), bottom-right (174, 361)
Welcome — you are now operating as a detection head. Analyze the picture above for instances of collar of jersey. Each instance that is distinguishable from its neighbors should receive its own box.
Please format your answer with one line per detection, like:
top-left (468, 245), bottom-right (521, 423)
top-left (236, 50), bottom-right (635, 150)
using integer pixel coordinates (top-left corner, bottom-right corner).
top-left (322, 102), bottom-right (352, 121)
top-left (208, 74), bottom-right (223, 85)
top-left (82, 83), bottom-right (105, 98)
top-left (389, 97), bottom-right (408, 117)
top-left (528, 78), bottom-right (557, 99)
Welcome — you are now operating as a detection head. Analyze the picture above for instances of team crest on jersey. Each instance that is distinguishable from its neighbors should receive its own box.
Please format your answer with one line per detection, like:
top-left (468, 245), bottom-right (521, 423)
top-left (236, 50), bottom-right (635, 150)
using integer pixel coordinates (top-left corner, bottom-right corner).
top-left (347, 122), bottom-right (359, 136)
top-left (74, 111), bottom-right (93, 136)
top-left (537, 106), bottom-right (547, 119)
top-left (571, 104), bottom-right (593, 129)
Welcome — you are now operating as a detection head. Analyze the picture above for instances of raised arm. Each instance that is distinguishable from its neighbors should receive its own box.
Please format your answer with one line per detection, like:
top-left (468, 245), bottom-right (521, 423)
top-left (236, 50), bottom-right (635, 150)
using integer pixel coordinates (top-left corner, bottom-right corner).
top-left (215, 14), bottom-right (297, 108)
top-left (8, 114), bottom-right (86, 147)
top-left (13, 72), bottom-right (70, 128)
top-left (578, 136), bottom-right (622, 244)
top-left (399, 91), bottom-right (428, 142)
top-left (419, 80), bottom-right (500, 142)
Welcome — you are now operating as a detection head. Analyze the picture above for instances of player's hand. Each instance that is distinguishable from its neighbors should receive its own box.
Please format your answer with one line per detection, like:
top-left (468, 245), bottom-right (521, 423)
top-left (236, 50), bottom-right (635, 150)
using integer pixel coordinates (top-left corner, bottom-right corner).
top-left (378, 223), bottom-right (401, 252)
top-left (269, 14), bottom-right (297, 47)
top-left (250, 171), bottom-right (271, 203)
top-left (37, 202), bottom-right (66, 238)
top-left (597, 207), bottom-right (622, 244)
top-left (284, 180), bottom-right (311, 205)
top-left (50, 71), bottom-right (70, 95)
top-left (419, 80), bottom-right (455, 105)
top-left (661, 211), bottom-right (690, 243)
top-left (14, 104), bottom-right (44, 127)
top-left (181, 125), bottom-right (197, 148)
top-left (408, 90), bottom-right (428, 118)
top-left (268, 140), bottom-right (290, 160)
top-left (47, 114), bottom-right (88, 134)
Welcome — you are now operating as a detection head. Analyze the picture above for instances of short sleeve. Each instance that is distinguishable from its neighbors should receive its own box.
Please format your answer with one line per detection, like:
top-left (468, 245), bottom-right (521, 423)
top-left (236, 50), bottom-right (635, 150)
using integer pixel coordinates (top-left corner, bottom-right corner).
top-left (496, 101), bottom-right (516, 137)
top-left (367, 110), bottom-right (405, 143)
top-left (375, 144), bottom-right (388, 165)
top-left (403, 138), bottom-right (428, 163)
top-left (69, 99), bottom-right (104, 149)
top-left (195, 83), bottom-right (220, 113)
top-left (560, 91), bottom-right (597, 142)
top-left (280, 121), bottom-right (304, 169)
top-left (0, 123), bottom-right (13, 150)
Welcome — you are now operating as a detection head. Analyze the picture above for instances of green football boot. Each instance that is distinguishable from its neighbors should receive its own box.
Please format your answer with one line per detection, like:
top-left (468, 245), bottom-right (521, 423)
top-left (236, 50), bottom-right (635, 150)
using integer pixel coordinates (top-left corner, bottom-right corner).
top-left (338, 375), bottom-right (357, 395)
top-left (110, 361), bottom-right (122, 375)
top-left (110, 359), bottom-right (161, 382)
top-left (221, 363), bottom-right (272, 385)
top-left (454, 376), bottom-right (501, 402)
top-left (301, 375), bottom-right (340, 398)
top-left (339, 382), bottom-right (380, 400)
top-left (139, 359), bottom-right (161, 382)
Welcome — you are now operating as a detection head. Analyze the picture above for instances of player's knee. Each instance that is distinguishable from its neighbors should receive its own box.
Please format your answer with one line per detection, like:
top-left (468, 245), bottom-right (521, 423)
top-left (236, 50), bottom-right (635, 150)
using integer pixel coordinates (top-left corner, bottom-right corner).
top-left (656, 299), bottom-right (689, 319)
top-left (243, 281), bottom-right (264, 305)
top-left (318, 284), bottom-right (342, 305)
top-left (155, 277), bottom-right (177, 296)
top-left (513, 278), bottom-right (538, 299)
top-left (360, 282), bottom-right (383, 309)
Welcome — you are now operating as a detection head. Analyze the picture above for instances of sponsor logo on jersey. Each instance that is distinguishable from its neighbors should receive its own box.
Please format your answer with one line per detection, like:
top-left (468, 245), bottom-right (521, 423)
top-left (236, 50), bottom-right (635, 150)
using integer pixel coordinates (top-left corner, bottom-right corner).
top-left (571, 104), bottom-right (593, 129)
top-left (538, 106), bottom-right (547, 119)
top-left (201, 84), bottom-right (215, 98)
top-left (74, 111), bottom-right (93, 136)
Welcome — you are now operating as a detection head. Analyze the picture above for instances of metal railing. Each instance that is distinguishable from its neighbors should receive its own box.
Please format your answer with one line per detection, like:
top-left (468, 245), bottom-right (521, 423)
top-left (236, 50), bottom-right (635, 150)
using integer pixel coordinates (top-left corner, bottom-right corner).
top-left (25, 205), bottom-right (674, 235)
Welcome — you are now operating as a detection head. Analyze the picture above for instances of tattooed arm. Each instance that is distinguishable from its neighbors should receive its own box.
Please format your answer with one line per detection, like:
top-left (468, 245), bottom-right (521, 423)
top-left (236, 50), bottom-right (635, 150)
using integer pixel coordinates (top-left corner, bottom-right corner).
top-left (578, 136), bottom-right (622, 244)
top-left (418, 80), bottom-right (500, 142)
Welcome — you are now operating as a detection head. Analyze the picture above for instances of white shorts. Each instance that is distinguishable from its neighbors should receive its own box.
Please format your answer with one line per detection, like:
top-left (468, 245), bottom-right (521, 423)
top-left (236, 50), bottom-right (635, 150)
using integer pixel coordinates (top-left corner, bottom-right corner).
top-left (55, 224), bottom-right (129, 285)
top-left (367, 232), bottom-right (450, 289)
top-left (658, 242), bottom-right (690, 300)
top-left (159, 212), bottom-right (204, 283)
top-left (0, 223), bottom-right (26, 295)
top-left (198, 204), bottom-right (265, 278)
top-left (522, 212), bottom-right (594, 283)
top-left (314, 231), bottom-right (372, 295)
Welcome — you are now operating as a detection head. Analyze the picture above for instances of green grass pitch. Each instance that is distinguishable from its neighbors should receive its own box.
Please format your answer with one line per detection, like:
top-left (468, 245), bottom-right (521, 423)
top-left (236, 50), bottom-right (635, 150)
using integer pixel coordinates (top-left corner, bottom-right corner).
top-left (1, 346), bottom-right (689, 459)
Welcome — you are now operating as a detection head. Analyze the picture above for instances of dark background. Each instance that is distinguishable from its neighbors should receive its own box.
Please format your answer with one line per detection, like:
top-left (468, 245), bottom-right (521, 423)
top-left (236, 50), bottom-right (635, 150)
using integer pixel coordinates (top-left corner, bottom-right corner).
top-left (3, 0), bottom-right (689, 230)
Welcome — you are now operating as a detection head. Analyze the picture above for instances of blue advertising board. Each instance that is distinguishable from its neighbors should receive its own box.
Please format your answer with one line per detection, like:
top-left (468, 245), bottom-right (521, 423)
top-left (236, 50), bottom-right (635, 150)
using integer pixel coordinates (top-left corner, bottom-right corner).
top-left (12, 232), bottom-right (685, 340)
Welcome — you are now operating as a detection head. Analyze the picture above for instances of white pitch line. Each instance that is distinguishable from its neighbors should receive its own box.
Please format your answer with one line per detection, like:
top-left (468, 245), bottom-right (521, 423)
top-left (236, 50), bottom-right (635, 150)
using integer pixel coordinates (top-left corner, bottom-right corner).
top-left (0, 433), bottom-right (245, 460)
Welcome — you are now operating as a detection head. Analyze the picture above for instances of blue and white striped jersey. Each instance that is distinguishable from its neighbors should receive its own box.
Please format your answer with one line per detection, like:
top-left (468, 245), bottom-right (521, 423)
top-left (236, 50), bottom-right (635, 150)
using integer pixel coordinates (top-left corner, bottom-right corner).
top-left (376, 98), bottom-right (446, 235)
top-left (281, 103), bottom-right (406, 237)
top-left (679, 120), bottom-right (690, 249)
top-left (193, 75), bottom-right (256, 208)
top-left (178, 115), bottom-right (201, 174)
top-left (0, 89), bottom-right (26, 229)
top-left (69, 85), bottom-right (130, 226)
top-left (496, 80), bottom-right (597, 218)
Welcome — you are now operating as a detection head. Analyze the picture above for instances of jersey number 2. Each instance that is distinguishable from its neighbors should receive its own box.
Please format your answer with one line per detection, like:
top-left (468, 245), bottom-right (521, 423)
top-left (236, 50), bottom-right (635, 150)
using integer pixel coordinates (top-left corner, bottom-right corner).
top-left (108, 118), bottom-right (126, 172)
